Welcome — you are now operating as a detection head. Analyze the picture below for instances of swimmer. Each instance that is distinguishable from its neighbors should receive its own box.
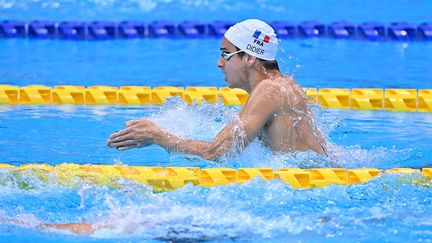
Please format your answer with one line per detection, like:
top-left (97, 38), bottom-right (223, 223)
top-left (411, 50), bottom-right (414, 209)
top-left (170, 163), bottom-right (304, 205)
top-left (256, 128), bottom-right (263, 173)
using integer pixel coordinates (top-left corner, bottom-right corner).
top-left (1, 217), bottom-right (105, 235)
top-left (19, 19), bottom-right (328, 235)
top-left (107, 18), bottom-right (327, 159)
top-left (43, 222), bottom-right (100, 235)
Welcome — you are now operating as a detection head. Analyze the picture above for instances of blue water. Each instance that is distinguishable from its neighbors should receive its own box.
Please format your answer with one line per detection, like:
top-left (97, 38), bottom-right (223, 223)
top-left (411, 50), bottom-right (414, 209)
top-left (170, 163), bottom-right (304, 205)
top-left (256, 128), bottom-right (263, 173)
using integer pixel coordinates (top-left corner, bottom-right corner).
top-left (0, 0), bottom-right (431, 242)
top-left (0, 103), bottom-right (432, 168)
top-left (1, 38), bottom-right (432, 88)
top-left (0, 101), bottom-right (431, 242)
top-left (1, 170), bottom-right (431, 242)
top-left (1, 0), bottom-right (432, 23)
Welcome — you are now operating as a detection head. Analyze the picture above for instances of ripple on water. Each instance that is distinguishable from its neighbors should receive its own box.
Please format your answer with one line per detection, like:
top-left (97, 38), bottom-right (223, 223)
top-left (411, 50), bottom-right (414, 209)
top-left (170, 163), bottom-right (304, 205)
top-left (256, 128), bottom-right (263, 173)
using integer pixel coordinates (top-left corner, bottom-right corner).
top-left (0, 169), bottom-right (430, 241)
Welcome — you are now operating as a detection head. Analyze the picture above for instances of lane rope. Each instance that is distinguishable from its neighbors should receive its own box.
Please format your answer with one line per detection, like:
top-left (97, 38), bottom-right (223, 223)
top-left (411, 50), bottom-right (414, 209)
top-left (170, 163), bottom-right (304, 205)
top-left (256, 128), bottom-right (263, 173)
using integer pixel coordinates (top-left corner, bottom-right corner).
top-left (1, 164), bottom-right (431, 191)
top-left (0, 85), bottom-right (431, 112)
top-left (1, 20), bottom-right (431, 41)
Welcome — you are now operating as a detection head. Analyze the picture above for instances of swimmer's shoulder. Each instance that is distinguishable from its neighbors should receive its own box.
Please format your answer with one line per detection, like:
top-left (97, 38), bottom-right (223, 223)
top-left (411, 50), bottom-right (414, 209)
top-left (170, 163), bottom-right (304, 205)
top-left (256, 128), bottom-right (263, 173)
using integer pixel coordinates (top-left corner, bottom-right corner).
top-left (254, 76), bottom-right (301, 97)
top-left (257, 75), bottom-right (296, 87)
top-left (245, 78), bottom-right (289, 111)
top-left (255, 76), bottom-right (309, 109)
top-left (254, 77), bottom-right (287, 92)
top-left (251, 78), bottom-right (283, 101)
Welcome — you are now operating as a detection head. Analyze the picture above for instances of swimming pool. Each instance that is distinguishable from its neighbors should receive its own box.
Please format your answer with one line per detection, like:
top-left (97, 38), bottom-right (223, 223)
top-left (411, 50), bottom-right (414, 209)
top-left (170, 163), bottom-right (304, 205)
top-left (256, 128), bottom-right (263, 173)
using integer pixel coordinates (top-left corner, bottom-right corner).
top-left (1, 0), bottom-right (432, 242)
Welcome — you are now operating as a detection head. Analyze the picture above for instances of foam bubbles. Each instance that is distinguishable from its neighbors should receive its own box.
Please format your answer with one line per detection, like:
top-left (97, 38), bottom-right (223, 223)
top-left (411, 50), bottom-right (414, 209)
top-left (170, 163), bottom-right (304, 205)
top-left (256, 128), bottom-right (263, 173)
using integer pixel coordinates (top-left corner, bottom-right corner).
top-left (0, 166), bottom-right (430, 241)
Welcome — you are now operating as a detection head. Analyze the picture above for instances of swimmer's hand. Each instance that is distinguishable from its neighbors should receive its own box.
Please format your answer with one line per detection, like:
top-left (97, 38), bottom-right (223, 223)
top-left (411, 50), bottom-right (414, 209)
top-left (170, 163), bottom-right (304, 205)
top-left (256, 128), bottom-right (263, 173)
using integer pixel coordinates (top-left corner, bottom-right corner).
top-left (106, 118), bottom-right (164, 151)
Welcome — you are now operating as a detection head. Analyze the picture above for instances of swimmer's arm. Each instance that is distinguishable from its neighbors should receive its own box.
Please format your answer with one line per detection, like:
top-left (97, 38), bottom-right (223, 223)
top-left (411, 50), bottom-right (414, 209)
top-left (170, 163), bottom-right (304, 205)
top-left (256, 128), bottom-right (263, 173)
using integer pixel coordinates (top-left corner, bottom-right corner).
top-left (43, 220), bottom-right (137, 235)
top-left (154, 124), bottom-right (234, 161)
top-left (107, 83), bottom-right (280, 160)
top-left (155, 84), bottom-right (281, 160)
top-left (43, 222), bottom-right (99, 235)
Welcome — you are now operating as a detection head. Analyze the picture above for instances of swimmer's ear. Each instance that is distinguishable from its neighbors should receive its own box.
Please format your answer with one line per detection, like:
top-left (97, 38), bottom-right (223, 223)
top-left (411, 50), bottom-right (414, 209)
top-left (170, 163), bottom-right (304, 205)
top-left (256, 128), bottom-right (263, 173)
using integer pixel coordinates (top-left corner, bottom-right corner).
top-left (245, 54), bottom-right (257, 67)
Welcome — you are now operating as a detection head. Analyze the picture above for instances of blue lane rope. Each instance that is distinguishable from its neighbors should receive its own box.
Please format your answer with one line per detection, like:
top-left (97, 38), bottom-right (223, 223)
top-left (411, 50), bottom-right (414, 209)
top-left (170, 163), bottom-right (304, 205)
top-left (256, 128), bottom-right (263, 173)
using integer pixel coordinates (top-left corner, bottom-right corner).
top-left (1, 20), bottom-right (431, 41)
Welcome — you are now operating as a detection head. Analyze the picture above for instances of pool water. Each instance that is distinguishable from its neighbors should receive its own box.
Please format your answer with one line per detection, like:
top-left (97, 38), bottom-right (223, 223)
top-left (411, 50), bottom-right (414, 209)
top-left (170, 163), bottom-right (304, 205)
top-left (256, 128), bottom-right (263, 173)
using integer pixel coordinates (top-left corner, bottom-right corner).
top-left (0, 102), bottom-right (432, 168)
top-left (1, 168), bottom-right (431, 242)
top-left (0, 101), bottom-right (431, 241)
top-left (1, 0), bottom-right (432, 23)
top-left (1, 38), bottom-right (432, 89)
top-left (0, 0), bottom-right (432, 242)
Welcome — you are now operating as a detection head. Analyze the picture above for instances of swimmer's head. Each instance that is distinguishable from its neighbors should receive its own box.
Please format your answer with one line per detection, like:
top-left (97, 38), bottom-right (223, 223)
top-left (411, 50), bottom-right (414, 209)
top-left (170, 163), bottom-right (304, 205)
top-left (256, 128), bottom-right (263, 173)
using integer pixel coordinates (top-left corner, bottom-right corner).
top-left (224, 19), bottom-right (279, 61)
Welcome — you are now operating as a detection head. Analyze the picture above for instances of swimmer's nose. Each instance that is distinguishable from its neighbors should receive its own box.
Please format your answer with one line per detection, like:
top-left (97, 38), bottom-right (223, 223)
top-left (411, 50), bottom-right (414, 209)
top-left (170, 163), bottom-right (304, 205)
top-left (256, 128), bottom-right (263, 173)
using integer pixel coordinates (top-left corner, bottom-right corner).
top-left (217, 56), bottom-right (224, 68)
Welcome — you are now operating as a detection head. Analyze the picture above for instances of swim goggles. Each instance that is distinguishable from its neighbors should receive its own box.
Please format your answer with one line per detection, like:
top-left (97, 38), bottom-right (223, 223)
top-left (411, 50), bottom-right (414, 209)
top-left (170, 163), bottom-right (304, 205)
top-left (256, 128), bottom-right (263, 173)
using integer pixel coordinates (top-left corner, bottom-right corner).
top-left (221, 50), bottom-right (244, 61)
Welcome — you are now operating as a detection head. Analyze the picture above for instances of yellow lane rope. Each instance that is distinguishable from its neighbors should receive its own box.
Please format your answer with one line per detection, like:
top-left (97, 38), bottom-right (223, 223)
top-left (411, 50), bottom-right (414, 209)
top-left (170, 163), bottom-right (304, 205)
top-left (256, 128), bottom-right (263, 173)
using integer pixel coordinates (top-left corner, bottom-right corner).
top-left (0, 85), bottom-right (431, 112)
top-left (1, 164), bottom-right (430, 191)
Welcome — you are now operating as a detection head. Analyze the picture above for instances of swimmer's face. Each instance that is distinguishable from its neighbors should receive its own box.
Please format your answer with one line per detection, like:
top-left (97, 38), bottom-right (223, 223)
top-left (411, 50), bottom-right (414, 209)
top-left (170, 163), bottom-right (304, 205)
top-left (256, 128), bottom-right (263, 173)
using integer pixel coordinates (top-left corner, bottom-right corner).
top-left (217, 37), bottom-right (247, 89)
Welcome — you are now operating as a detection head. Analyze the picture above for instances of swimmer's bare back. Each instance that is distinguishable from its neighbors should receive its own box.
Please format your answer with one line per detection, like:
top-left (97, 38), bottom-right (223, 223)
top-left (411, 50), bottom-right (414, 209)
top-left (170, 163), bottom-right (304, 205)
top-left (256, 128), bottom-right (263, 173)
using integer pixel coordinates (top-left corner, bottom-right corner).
top-left (246, 76), bottom-right (327, 155)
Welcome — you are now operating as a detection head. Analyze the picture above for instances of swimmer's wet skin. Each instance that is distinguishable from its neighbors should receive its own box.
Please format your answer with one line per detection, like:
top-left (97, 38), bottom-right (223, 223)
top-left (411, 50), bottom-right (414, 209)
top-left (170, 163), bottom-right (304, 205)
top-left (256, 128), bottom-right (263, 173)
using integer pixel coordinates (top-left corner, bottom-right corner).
top-left (107, 19), bottom-right (327, 159)
top-left (43, 222), bottom-right (97, 235)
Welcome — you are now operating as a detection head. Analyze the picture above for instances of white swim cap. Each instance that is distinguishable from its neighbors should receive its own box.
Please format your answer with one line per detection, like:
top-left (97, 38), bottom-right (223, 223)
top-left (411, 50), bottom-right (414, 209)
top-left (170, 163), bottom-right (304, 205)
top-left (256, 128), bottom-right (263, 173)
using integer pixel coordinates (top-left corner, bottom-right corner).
top-left (224, 19), bottom-right (279, 61)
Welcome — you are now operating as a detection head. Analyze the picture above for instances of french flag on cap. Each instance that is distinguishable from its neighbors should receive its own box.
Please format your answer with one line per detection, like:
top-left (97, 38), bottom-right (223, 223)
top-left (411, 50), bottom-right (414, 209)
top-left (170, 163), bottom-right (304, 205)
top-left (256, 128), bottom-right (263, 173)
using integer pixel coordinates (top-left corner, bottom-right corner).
top-left (253, 30), bottom-right (270, 43)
